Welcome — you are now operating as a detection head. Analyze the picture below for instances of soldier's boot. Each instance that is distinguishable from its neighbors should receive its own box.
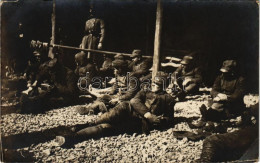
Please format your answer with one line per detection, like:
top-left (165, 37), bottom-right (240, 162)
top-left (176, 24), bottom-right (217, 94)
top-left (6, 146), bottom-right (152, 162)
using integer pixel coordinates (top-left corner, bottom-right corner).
top-left (95, 102), bottom-right (131, 125)
top-left (199, 104), bottom-right (208, 119)
top-left (77, 101), bottom-right (107, 115)
top-left (55, 123), bottom-right (113, 147)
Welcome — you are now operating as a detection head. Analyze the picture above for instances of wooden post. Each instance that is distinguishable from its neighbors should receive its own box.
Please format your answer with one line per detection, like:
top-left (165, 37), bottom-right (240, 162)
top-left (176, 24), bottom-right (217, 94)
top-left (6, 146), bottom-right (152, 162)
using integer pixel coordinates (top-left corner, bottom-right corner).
top-left (48, 0), bottom-right (56, 59)
top-left (152, 0), bottom-right (163, 81)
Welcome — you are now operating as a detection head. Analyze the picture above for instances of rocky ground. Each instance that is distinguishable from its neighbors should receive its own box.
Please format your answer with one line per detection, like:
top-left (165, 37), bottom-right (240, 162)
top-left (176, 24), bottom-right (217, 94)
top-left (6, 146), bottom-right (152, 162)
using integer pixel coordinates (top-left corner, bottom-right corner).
top-left (1, 93), bottom-right (242, 162)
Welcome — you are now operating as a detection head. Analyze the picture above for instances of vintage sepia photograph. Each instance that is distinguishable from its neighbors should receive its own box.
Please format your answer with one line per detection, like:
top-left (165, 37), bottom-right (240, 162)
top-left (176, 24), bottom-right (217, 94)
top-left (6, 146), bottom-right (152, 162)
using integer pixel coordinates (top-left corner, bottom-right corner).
top-left (1, 0), bottom-right (259, 162)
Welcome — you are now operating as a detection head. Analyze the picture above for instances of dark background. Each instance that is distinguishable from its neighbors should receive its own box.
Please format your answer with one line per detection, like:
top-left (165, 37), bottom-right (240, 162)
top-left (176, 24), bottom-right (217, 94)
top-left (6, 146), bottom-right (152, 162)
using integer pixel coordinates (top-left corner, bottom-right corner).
top-left (1, 0), bottom-right (259, 92)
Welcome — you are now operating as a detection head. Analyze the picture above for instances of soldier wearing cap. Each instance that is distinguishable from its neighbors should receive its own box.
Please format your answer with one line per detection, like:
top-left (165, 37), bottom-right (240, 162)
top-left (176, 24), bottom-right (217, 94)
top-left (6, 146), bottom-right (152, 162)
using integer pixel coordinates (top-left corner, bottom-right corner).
top-left (199, 60), bottom-right (246, 121)
top-left (169, 55), bottom-right (202, 96)
top-left (55, 71), bottom-right (177, 146)
top-left (80, 5), bottom-right (105, 68)
top-left (128, 49), bottom-right (152, 80)
top-left (75, 52), bottom-right (97, 89)
top-left (77, 54), bottom-right (139, 115)
top-left (24, 50), bottom-right (43, 89)
top-left (20, 58), bottom-right (79, 113)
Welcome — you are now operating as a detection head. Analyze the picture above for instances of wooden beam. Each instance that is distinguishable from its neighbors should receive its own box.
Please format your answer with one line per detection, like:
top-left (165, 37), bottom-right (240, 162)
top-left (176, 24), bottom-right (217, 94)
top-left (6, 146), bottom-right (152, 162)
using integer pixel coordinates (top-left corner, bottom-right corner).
top-left (152, 0), bottom-right (163, 81)
top-left (48, 0), bottom-right (56, 59)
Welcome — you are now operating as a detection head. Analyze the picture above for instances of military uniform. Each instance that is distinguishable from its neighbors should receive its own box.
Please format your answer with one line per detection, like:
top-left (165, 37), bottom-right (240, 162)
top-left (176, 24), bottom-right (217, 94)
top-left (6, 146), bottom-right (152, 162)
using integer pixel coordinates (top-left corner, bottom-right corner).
top-left (74, 52), bottom-right (97, 89)
top-left (128, 49), bottom-right (152, 80)
top-left (200, 60), bottom-right (246, 121)
top-left (24, 51), bottom-right (43, 87)
top-left (81, 17), bottom-right (105, 67)
top-left (169, 55), bottom-right (202, 95)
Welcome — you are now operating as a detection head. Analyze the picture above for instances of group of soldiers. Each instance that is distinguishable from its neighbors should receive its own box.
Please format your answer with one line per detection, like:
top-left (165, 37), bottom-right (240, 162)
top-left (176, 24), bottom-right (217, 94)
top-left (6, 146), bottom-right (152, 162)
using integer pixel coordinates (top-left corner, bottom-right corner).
top-left (16, 8), bottom-right (258, 162)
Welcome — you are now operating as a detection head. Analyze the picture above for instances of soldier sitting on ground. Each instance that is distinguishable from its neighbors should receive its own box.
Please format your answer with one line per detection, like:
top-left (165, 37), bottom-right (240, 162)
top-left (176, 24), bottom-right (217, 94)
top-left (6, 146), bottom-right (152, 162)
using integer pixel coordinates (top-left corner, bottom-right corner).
top-left (197, 95), bottom-right (258, 162)
top-left (198, 60), bottom-right (246, 123)
top-left (22, 50), bottom-right (44, 95)
top-left (128, 49), bottom-right (152, 80)
top-left (168, 55), bottom-right (202, 98)
top-left (77, 54), bottom-right (139, 115)
top-left (74, 51), bottom-right (97, 90)
top-left (55, 71), bottom-right (177, 147)
top-left (19, 58), bottom-right (79, 113)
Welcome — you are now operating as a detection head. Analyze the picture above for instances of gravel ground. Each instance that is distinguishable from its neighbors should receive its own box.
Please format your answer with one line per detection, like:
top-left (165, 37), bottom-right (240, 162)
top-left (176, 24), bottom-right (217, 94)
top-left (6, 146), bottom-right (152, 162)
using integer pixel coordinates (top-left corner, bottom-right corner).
top-left (1, 94), bottom-right (240, 162)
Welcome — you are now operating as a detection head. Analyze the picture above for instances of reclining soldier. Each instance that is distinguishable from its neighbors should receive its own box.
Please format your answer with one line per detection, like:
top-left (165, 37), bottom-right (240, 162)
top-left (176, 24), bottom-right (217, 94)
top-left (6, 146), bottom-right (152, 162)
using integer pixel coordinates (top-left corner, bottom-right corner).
top-left (55, 71), bottom-right (177, 147)
top-left (168, 55), bottom-right (202, 98)
top-left (19, 58), bottom-right (79, 113)
top-left (198, 60), bottom-right (246, 122)
top-left (77, 54), bottom-right (139, 115)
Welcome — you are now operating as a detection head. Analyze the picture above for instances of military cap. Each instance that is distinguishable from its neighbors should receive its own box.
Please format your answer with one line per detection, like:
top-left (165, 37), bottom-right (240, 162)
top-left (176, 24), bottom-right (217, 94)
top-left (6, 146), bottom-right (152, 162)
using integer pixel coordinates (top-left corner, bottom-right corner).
top-left (75, 52), bottom-right (86, 63)
top-left (154, 71), bottom-right (168, 85)
top-left (114, 53), bottom-right (124, 60)
top-left (130, 49), bottom-right (142, 58)
top-left (220, 60), bottom-right (237, 73)
top-left (180, 55), bottom-right (193, 65)
top-left (112, 59), bottom-right (127, 68)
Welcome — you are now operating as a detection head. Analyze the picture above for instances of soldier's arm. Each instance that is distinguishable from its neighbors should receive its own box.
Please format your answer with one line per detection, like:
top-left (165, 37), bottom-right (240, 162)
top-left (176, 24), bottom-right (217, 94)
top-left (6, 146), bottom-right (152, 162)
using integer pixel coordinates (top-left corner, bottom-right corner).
top-left (131, 59), bottom-right (152, 77)
top-left (35, 64), bottom-right (50, 87)
top-left (210, 75), bottom-right (222, 98)
top-left (171, 66), bottom-right (182, 82)
top-left (99, 19), bottom-right (105, 44)
top-left (130, 90), bottom-right (149, 116)
top-left (109, 80), bottom-right (118, 95)
top-left (228, 77), bottom-right (246, 102)
top-left (191, 67), bottom-right (202, 83)
top-left (119, 80), bottom-right (139, 101)
top-left (128, 61), bottom-right (135, 71)
top-left (81, 36), bottom-right (87, 50)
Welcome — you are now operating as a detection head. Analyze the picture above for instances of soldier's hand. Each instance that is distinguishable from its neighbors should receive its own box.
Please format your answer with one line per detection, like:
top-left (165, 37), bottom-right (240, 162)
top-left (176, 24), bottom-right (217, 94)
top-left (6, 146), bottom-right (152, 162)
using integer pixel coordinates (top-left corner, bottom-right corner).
top-left (144, 112), bottom-right (161, 124)
top-left (109, 98), bottom-right (119, 105)
top-left (217, 93), bottom-right (228, 101)
top-left (98, 43), bottom-right (102, 49)
top-left (213, 96), bottom-right (221, 102)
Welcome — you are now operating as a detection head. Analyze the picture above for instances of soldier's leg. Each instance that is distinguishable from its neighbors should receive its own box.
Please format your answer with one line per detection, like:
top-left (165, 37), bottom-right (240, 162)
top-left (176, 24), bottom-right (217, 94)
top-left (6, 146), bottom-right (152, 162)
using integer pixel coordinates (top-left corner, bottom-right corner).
top-left (76, 123), bottom-right (114, 139)
top-left (77, 95), bottom-right (111, 115)
top-left (95, 101), bottom-right (132, 125)
top-left (77, 100), bottom-right (107, 115)
top-left (184, 83), bottom-right (199, 95)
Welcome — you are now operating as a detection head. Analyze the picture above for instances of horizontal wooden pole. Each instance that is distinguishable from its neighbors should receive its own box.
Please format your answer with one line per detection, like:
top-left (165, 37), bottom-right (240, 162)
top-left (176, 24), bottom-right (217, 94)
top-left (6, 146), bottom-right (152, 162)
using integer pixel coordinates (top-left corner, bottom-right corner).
top-left (51, 44), bottom-right (153, 58)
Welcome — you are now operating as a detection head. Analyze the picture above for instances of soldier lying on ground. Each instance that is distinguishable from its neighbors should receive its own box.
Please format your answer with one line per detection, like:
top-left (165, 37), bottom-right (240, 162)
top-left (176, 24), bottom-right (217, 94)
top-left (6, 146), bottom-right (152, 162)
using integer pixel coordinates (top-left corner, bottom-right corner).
top-left (55, 71), bottom-right (177, 147)
top-left (197, 96), bottom-right (258, 162)
top-left (167, 55), bottom-right (202, 99)
top-left (77, 54), bottom-right (139, 115)
top-left (198, 60), bottom-right (246, 123)
top-left (19, 58), bottom-right (79, 113)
